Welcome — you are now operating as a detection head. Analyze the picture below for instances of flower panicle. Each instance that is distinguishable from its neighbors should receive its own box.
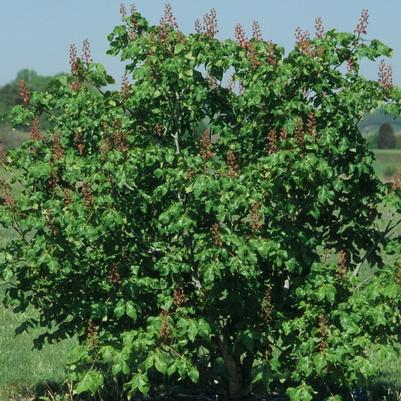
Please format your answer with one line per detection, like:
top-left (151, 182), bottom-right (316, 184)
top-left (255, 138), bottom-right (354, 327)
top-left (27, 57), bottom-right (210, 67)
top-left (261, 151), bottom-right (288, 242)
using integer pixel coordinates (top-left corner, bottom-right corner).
top-left (235, 23), bottom-right (249, 49)
top-left (307, 112), bottom-right (317, 137)
top-left (211, 223), bottom-right (223, 247)
top-left (52, 134), bottom-right (64, 160)
top-left (355, 9), bottom-right (369, 35)
top-left (82, 38), bottom-right (93, 64)
top-left (252, 20), bottom-right (262, 40)
top-left (121, 72), bottom-right (130, 97)
top-left (314, 17), bottom-right (325, 38)
top-left (318, 314), bottom-right (328, 352)
top-left (160, 3), bottom-right (178, 30)
top-left (378, 60), bottom-right (393, 90)
top-left (336, 250), bottom-right (347, 280)
top-left (267, 129), bottom-right (277, 155)
top-left (69, 44), bottom-right (79, 74)
top-left (18, 80), bottom-right (30, 105)
top-left (295, 27), bottom-right (313, 56)
top-left (203, 8), bottom-right (218, 38)
top-left (30, 116), bottom-right (43, 141)
top-left (120, 2), bottom-right (127, 19)
top-left (227, 150), bottom-right (239, 177)
top-left (200, 128), bottom-right (214, 160)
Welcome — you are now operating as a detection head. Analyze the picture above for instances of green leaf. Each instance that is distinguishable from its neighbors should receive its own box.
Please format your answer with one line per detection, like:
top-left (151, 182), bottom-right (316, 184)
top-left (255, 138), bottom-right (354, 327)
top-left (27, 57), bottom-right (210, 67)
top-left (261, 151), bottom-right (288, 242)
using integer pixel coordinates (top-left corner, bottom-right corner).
top-left (114, 302), bottom-right (126, 319)
top-left (126, 302), bottom-right (137, 321)
top-left (286, 384), bottom-right (314, 401)
top-left (154, 352), bottom-right (168, 374)
top-left (74, 370), bottom-right (104, 395)
top-left (188, 366), bottom-right (199, 383)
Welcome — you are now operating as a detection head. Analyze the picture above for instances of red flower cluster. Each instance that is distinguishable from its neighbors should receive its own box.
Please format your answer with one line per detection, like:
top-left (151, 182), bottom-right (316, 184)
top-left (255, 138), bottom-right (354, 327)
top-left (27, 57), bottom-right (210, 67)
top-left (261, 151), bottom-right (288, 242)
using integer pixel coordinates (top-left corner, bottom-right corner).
top-left (82, 181), bottom-right (93, 207)
top-left (18, 80), bottom-right (30, 105)
top-left (295, 27), bottom-right (313, 56)
top-left (204, 8), bottom-right (218, 38)
top-left (294, 117), bottom-right (304, 145)
top-left (195, 9), bottom-right (219, 39)
top-left (307, 112), bottom-right (317, 137)
top-left (318, 314), bottom-right (328, 352)
top-left (173, 287), bottom-right (186, 307)
top-left (266, 41), bottom-right (277, 65)
top-left (120, 2), bottom-right (127, 19)
top-left (227, 150), bottom-right (239, 178)
top-left (100, 135), bottom-right (111, 158)
top-left (30, 117), bottom-right (43, 141)
top-left (235, 23), bottom-right (249, 49)
top-left (250, 203), bottom-right (262, 232)
top-left (159, 309), bottom-right (172, 341)
top-left (69, 44), bottom-right (79, 74)
top-left (112, 119), bottom-right (128, 152)
top-left (378, 60), bottom-right (393, 90)
top-left (252, 20), bottom-right (262, 41)
top-left (261, 285), bottom-right (272, 321)
top-left (109, 263), bottom-right (121, 285)
top-left (200, 128), bottom-right (214, 160)
top-left (336, 250), bottom-right (347, 280)
top-left (211, 223), bottom-right (223, 247)
top-left (314, 17), bottom-right (325, 39)
top-left (160, 3), bottom-right (178, 30)
top-left (267, 129), bottom-right (277, 155)
top-left (74, 132), bottom-right (84, 155)
top-left (52, 134), bottom-right (64, 161)
top-left (82, 38), bottom-right (93, 64)
top-left (121, 72), bottom-right (130, 97)
top-left (355, 9), bottom-right (369, 35)
top-left (64, 189), bottom-right (73, 207)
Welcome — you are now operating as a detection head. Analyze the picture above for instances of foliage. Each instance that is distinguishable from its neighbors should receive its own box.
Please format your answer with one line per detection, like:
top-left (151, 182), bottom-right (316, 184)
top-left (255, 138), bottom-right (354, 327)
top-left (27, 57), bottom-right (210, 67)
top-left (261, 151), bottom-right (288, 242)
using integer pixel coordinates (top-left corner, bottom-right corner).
top-left (0, 69), bottom-right (65, 132)
top-left (1, 5), bottom-right (401, 401)
top-left (378, 123), bottom-right (397, 149)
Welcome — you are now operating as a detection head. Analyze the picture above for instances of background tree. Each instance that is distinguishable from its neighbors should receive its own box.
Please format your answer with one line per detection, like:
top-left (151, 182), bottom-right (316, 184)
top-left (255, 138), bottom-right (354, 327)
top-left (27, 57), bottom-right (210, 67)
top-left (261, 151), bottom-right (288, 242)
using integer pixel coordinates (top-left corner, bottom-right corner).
top-left (378, 122), bottom-right (396, 149)
top-left (1, 5), bottom-right (401, 401)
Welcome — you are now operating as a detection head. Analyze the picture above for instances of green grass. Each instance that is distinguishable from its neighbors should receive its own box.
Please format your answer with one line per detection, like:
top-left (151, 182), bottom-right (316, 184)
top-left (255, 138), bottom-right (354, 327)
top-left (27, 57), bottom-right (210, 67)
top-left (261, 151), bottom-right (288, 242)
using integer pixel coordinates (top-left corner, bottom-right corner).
top-left (0, 294), bottom-right (76, 401)
top-left (373, 149), bottom-right (401, 180)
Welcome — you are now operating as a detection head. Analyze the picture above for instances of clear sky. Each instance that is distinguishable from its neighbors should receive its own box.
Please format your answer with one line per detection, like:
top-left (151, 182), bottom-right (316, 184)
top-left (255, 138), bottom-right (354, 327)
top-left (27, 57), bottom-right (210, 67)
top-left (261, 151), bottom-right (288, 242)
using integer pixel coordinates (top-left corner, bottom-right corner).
top-left (1, 0), bottom-right (400, 86)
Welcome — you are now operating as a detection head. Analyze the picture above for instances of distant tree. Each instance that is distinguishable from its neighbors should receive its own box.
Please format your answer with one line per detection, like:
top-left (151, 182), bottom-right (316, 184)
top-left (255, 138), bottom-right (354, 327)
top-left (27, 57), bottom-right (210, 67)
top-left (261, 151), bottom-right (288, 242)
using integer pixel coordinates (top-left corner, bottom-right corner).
top-left (0, 69), bottom-right (65, 119)
top-left (378, 123), bottom-right (396, 149)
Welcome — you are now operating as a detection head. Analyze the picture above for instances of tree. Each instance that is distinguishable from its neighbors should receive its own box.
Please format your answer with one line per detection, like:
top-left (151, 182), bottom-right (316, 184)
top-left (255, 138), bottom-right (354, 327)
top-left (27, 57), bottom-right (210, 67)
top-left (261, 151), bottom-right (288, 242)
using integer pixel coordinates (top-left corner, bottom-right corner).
top-left (1, 5), bottom-right (401, 401)
top-left (0, 69), bottom-right (64, 123)
top-left (378, 122), bottom-right (396, 149)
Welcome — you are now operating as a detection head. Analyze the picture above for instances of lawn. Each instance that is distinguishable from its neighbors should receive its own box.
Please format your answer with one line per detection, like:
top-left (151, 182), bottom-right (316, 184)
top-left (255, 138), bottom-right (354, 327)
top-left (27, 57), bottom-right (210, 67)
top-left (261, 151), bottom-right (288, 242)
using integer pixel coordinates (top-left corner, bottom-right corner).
top-left (0, 292), bottom-right (76, 401)
top-left (372, 149), bottom-right (401, 180)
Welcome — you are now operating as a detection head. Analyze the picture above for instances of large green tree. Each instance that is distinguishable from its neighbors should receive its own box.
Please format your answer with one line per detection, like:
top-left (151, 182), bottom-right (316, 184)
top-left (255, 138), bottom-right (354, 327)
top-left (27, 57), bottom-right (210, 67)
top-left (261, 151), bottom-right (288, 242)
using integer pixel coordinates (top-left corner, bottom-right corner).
top-left (1, 5), bottom-right (401, 401)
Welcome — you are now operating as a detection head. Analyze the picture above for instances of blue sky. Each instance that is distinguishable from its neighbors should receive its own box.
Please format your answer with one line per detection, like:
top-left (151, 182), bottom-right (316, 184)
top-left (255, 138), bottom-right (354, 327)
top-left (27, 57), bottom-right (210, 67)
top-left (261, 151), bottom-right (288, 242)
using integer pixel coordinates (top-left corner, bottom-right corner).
top-left (1, 0), bottom-right (400, 86)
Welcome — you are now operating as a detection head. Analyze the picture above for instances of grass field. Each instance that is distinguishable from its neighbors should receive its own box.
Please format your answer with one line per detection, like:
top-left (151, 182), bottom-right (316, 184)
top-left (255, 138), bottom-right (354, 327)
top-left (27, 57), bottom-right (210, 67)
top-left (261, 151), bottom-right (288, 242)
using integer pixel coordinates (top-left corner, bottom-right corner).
top-left (372, 149), bottom-right (401, 180)
top-left (0, 294), bottom-right (76, 401)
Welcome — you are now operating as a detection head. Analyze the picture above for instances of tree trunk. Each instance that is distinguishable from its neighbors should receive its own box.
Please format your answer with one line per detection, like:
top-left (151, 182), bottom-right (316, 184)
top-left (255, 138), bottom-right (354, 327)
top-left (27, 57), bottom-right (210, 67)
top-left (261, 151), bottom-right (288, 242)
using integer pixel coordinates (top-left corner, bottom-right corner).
top-left (218, 336), bottom-right (254, 400)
